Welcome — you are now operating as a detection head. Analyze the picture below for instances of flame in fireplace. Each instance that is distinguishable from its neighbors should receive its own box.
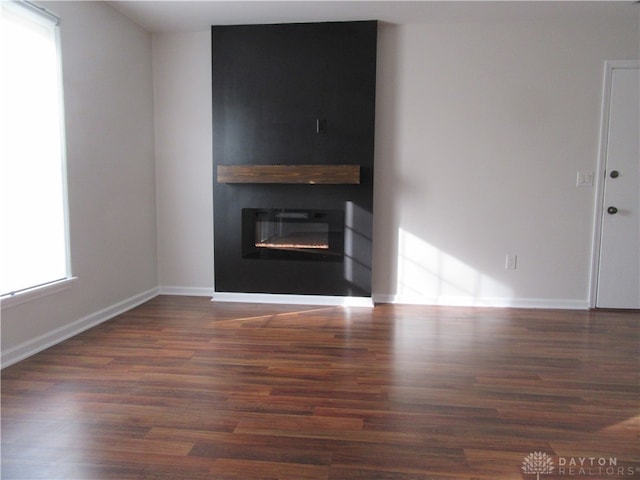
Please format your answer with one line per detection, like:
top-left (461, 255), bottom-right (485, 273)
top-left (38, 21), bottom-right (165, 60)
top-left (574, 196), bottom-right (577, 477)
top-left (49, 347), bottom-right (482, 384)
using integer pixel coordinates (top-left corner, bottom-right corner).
top-left (256, 232), bottom-right (329, 250)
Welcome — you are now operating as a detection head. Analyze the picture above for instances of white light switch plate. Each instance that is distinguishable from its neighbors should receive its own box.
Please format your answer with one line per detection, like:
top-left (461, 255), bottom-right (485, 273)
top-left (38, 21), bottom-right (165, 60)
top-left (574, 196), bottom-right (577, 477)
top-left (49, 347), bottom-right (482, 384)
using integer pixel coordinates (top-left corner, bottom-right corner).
top-left (576, 171), bottom-right (594, 187)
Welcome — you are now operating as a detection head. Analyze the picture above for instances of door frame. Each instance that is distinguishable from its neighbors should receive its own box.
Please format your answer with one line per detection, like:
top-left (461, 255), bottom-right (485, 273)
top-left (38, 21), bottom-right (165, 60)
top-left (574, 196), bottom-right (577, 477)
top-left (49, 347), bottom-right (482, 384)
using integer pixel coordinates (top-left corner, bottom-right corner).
top-left (588, 60), bottom-right (639, 308)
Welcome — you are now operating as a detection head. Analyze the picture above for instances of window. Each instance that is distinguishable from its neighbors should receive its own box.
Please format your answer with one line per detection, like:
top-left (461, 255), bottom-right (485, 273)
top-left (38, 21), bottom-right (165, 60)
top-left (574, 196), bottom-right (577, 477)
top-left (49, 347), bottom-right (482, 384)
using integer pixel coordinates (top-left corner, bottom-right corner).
top-left (1, 1), bottom-right (71, 302)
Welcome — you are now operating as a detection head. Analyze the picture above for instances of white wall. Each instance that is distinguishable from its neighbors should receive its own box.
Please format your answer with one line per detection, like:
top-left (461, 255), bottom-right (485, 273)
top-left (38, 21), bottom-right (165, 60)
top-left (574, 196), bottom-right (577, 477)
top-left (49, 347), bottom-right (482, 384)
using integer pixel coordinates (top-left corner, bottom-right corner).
top-left (154, 6), bottom-right (638, 308)
top-left (1, 2), bottom-right (157, 365)
top-left (373, 16), bottom-right (639, 307)
top-left (153, 32), bottom-right (213, 294)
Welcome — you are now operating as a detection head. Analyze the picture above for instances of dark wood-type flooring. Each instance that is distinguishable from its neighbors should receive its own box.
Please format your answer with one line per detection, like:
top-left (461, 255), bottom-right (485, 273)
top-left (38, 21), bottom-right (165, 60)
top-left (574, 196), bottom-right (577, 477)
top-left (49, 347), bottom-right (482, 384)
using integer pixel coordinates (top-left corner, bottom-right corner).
top-left (2, 296), bottom-right (639, 479)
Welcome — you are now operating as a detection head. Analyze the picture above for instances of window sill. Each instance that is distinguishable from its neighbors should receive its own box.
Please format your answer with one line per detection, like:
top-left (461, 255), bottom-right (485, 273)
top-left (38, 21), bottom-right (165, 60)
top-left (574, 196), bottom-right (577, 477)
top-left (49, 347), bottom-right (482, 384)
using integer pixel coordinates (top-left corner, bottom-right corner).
top-left (1, 277), bottom-right (77, 310)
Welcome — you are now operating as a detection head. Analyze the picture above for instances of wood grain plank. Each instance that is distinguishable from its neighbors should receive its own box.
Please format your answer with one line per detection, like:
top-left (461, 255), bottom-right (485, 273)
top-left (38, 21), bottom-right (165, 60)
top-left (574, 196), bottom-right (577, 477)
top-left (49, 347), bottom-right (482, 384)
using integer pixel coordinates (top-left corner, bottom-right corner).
top-left (1, 296), bottom-right (638, 479)
top-left (216, 164), bottom-right (360, 184)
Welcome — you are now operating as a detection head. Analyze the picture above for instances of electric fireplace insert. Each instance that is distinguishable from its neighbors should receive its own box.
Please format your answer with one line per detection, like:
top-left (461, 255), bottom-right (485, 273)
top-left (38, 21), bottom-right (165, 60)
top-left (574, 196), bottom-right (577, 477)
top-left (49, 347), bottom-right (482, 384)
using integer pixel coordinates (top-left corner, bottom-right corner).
top-left (242, 208), bottom-right (344, 261)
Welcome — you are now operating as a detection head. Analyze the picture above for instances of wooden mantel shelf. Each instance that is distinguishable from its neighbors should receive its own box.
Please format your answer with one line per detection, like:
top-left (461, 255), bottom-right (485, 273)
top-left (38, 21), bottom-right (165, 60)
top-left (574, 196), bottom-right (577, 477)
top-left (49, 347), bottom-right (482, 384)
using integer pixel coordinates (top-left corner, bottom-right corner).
top-left (217, 164), bottom-right (360, 185)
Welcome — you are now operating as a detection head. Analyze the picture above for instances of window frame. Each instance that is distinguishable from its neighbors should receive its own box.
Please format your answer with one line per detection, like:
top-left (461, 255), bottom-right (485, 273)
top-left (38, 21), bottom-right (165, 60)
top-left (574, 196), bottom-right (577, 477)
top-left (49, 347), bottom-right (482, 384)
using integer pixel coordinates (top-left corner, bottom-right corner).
top-left (0, 0), bottom-right (74, 309)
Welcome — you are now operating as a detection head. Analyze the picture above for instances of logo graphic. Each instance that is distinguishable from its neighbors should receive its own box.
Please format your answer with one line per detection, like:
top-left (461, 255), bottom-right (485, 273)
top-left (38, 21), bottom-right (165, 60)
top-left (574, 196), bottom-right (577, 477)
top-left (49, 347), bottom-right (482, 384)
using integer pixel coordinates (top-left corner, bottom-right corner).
top-left (522, 451), bottom-right (555, 480)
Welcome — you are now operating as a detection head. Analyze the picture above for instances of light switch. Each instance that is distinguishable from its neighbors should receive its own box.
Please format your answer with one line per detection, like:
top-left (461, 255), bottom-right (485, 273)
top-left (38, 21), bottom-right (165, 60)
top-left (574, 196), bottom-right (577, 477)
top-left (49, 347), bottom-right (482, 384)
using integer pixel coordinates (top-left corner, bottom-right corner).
top-left (576, 171), bottom-right (594, 187)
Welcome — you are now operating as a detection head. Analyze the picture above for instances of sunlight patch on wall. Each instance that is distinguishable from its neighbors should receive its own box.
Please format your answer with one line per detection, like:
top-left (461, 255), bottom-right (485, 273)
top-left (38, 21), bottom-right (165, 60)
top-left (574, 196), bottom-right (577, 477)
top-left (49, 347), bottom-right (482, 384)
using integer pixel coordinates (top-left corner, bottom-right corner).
top-left (396, 228), bottom-right (512, 306)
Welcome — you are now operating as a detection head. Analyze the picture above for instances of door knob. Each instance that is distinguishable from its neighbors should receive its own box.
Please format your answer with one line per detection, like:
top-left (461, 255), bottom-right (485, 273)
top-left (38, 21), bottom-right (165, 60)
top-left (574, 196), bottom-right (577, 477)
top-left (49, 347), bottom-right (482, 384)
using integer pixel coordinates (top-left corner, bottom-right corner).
top-left (610, 170), bottom-right (619, 178)
top-left (607, 206), bottom-right (618, 215)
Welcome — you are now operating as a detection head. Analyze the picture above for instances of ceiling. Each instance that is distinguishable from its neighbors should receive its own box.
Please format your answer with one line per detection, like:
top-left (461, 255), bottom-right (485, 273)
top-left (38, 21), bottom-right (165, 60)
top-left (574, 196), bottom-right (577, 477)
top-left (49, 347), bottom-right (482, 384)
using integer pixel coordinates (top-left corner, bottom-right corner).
top-left (107, 1), bottom-right (637, 33)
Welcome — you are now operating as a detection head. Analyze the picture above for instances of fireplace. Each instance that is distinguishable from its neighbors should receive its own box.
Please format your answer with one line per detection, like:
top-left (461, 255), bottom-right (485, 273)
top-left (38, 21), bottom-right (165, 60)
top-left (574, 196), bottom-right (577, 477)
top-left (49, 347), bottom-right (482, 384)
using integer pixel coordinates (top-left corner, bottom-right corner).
top-left (212, 21), bottom-right (376, 298)
top-left (242, 208), bottom-right (344, 261)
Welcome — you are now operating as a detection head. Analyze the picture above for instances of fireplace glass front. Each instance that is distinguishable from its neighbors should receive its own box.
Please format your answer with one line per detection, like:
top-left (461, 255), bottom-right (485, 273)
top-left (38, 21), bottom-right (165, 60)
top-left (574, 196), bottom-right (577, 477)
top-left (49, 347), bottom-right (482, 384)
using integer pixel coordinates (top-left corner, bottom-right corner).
top-left (242, 208), bottom-right (344, 261)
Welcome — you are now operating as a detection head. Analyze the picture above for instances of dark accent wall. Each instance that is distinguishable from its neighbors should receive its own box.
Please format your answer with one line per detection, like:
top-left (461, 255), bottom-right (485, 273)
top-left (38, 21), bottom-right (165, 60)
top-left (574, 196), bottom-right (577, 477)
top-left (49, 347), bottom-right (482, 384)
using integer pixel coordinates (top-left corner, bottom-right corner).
top-left (212, 21), bottom-right (377, 297)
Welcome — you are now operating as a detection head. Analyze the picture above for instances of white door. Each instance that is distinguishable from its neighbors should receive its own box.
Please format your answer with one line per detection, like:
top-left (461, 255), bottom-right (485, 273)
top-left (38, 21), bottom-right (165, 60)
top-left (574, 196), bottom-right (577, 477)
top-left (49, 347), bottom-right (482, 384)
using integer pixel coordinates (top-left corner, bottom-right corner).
top-left (595, 64), bottom-right (640, 309)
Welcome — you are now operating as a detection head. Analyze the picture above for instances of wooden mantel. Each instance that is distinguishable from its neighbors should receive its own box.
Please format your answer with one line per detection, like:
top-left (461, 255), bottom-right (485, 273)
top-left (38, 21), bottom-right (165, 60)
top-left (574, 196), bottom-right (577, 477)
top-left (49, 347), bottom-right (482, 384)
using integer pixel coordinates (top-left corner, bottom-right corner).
top-left (216, 164), bottom-right (360, 185)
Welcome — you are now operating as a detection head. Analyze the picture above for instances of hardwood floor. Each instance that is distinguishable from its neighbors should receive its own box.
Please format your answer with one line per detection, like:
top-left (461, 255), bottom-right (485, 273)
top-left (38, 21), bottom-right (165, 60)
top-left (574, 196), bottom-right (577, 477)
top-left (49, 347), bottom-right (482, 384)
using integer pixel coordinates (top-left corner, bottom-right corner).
top-left (2, 296), bottom-right (638, 479)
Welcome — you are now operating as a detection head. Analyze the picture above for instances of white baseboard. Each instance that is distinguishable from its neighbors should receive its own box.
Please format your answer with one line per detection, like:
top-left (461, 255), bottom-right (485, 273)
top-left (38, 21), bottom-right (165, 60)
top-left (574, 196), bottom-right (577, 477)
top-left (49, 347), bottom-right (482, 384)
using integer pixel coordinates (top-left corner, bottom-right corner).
top-left (372, 294), bottom-right (588, 310)
top-left (162, 288), bottom-right (587, 309)
top-left (1, 287), bottom-right (159, 369)
top-left (158, 286), bottom-right (215, 297)
top-left (211, 291), bottom-right (374, 307)
top-left (207, 291), bottom-right (587, 310)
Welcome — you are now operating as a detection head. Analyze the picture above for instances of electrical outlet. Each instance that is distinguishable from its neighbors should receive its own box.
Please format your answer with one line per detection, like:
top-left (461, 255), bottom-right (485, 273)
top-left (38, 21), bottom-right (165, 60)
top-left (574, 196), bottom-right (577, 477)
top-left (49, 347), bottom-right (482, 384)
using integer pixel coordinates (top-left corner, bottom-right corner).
top-left (505, 254), bottom-right (517, 270)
